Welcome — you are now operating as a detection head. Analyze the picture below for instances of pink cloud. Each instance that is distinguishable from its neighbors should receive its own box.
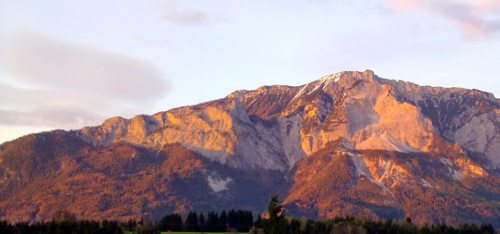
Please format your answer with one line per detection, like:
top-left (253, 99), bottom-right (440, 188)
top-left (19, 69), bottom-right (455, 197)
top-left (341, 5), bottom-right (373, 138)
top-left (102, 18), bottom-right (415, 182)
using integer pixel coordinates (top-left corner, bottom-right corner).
top-left (390, 0), bottom-right (419, 12)
top-left (1, 31), bottom-right (169, 103)
top-left (431, 0), bottom-right (500, 38)
top-left (385, 0), bottom-right (500, 38)
top-left (154, 0), bottom-right (210, 25)
top-left (474, 0), bottom-right (500, 11)
top-left (0, 108), bottom-right (103, 128)
top-left (0, 31), bottom-right (170, 131)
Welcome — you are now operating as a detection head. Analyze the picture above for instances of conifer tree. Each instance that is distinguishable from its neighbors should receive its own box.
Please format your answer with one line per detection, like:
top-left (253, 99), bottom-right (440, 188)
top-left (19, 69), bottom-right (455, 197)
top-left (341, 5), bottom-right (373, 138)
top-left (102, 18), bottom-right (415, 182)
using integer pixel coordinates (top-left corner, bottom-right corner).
top-left (198, 213), bottom-right (206, 231)
top-left (185, 211), bottom-right (199, 232)
top-left (267, 194), bottom-right (286, 234)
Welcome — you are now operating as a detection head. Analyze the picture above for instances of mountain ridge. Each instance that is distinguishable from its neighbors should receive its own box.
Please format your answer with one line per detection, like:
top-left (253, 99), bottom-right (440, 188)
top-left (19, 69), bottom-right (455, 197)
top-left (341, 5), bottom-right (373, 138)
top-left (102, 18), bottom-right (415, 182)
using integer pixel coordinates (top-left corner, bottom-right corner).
top-left (0, 70), bottom-right (499, 226)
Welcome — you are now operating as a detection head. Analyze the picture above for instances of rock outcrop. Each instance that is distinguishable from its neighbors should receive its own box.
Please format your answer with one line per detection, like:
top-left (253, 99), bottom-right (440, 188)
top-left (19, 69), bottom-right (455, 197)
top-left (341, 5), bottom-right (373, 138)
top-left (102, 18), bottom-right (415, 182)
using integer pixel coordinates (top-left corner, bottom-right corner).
top-left (0, 70), bottom-right (498, 226)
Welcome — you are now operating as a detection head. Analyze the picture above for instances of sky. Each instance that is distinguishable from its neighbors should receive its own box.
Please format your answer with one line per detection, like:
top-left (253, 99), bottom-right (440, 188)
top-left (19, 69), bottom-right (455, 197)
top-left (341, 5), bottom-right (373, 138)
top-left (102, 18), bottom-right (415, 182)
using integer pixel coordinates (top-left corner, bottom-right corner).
top-left (0, 0), bottom-right (499, 143)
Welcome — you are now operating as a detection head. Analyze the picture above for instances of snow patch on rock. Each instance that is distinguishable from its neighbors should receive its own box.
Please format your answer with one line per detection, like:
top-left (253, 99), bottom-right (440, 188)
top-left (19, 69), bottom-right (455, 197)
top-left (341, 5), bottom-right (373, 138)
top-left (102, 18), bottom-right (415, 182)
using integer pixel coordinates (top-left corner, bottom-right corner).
top-left (440, 158), bottom-right (453, 166)
top-left (319, 72), bottom-right (342, 87)
top-left (291, 72), bottom-right (342, 101)
top-left (207, 176), bottom-right (233, 193)
top-left (421, 179), bottom-right (432, 188)
top-left (451, 170), bottom-right (462, 181)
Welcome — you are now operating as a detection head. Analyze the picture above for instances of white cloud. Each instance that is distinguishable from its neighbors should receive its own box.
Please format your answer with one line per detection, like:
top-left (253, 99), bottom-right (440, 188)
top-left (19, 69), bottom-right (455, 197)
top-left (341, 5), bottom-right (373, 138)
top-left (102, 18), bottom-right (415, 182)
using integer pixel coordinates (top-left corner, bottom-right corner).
top-left (0, 125), bottom-right (53, 144)
top-left (0, 31), bottom-right (170, 142)
top-left (155, 0), bottom-right (209, 25)
top-left (389, 0), bottom-right (419, 12)
top-left (1, 31), bottom-right (169, 103)
top-left (0, 108), bottom-right (103, 128)
top-left (386, 0), bottom-right (500, 38)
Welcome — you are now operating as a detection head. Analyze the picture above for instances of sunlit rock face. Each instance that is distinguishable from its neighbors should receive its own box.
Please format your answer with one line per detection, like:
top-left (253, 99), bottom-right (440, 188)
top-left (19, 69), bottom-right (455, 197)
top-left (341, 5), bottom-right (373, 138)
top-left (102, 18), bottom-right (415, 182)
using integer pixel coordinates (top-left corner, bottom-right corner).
top-left (80, 70), bottom-right (499, 170)
top-left (1, 70), bottom-right (499, 226)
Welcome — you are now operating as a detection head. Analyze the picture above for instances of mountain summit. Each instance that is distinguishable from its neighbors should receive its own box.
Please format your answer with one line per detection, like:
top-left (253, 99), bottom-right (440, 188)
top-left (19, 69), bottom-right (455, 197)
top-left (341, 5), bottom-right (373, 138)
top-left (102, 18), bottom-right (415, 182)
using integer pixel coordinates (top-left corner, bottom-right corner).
top-left (1, 70), bottom-right (499, 226)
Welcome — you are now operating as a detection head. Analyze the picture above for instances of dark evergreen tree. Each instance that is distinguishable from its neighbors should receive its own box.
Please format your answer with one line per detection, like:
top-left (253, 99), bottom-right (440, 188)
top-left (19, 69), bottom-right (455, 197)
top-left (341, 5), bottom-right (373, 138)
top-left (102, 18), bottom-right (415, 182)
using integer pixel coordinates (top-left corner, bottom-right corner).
top-left (137, 218), bottom-right (159, 234)
top-left (227, 209), bottom-right (236, 231)
top-left (198, 213), bottom-right (206, 231)
top-left (480, 224), bottom-right (495, 234)
top-left (185, 211), bottom-right (199, 232)
top-left (267, 194), bottom-right (286, 234)
top-left (219, 210), bottom-right (228, 232)
top-left (235, 210), bottom-right (244, 231)
top-left (255, 214), bottom-right (263, 227)
top-left (206, 211), bottom-right (220, 232)
top-left (289, 219), bottom-right (301, 234)
top-left (126, 218), bottom-right (137, 232)
top-left (159, 213), bottom-right (182, 232)
top-left (245, 210), bottom-right (252, 231)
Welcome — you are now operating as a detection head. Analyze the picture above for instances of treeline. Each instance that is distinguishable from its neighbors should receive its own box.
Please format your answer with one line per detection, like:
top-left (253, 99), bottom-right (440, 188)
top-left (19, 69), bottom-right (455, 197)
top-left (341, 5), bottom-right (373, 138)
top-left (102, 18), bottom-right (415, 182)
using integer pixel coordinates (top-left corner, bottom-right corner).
top-left (126, 209), bottom-right (254, 233)
top-left (253, 216), bottom-right (496, 234)
top-left (252, 195), bottom-right (496, 234)
top-left (0, 196), bottom-right (496, 234)
top-left (0, 220), bottom-right (121, 234)
top-left (0, 209), bottom-right (253, 234)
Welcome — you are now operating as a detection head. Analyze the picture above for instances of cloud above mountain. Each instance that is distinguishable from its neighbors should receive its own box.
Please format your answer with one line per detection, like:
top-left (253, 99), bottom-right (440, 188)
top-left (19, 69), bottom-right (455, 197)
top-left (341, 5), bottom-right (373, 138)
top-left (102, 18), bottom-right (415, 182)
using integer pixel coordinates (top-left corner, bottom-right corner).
top-left (2, 31), bottom-right (169, 103)
top-left (387, 0), bottom-right (500, 38)
top-left (0, 108), bottom-right (103, 128)
top-left (160, 0), bottom-right (209, 24)
top-left (148, 0), bottom-right (215, 25)
top-left (0, 31), bottom-right (169, 134)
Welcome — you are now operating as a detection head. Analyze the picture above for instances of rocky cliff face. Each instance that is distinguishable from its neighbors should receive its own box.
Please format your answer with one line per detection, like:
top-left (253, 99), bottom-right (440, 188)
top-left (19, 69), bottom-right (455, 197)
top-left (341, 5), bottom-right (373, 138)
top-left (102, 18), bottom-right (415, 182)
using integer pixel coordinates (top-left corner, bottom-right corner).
top-left (0, 70), bottom-right (499, 226)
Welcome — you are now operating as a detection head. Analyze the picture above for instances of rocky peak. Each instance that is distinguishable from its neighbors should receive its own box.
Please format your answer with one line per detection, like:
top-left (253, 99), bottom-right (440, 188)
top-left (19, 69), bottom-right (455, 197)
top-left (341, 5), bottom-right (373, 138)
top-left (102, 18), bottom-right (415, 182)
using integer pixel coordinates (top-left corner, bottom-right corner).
top-left (340, 69), bottom-right (376, 81)
top-left (0, 69), bottom-right (499, 225)
top-left (76, 70), bottom-right (498, 171)
top-left (319, 70), bottom-right (376, 83)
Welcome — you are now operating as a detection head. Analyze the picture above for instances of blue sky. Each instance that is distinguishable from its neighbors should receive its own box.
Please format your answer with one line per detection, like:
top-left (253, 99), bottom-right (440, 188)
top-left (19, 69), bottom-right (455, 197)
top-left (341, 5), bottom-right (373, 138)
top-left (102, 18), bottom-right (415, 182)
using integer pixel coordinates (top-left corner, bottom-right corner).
top-left (1, 0), bottom-right (499, 143)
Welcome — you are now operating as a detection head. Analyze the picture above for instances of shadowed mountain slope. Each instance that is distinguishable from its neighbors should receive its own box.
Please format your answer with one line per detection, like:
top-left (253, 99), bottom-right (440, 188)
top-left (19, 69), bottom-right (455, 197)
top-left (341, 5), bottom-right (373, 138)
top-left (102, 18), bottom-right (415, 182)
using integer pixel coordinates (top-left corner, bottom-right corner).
top-left (0, 70), bottom-right (498, 226)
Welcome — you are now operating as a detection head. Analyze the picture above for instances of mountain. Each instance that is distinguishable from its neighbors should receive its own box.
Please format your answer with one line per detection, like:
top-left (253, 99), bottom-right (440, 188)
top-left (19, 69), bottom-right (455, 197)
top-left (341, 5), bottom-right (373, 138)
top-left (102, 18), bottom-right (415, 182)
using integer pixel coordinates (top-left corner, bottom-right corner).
top-left (0, 70), bottom-right (499, 226)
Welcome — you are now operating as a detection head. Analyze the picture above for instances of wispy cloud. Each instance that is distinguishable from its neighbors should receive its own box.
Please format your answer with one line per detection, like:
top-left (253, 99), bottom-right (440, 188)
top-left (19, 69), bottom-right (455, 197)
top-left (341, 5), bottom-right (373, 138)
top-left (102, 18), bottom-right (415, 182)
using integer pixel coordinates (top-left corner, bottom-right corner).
top-left (431, 1), bottom-right (500, 38)
top-left (0, 31), bottom-right (170, 133)
top-left (389, 0), bottom-right (419, 12)
top-left (0, 108), bottom-right (103, 128)
top-left (132, 35), bottom-right (170, 45)
top-left (153, 0), bottom-right (210, 25)
top-left (2, 31), bottom-right (169, 103)
top-left (386, 0), bottom-right (500, 38)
